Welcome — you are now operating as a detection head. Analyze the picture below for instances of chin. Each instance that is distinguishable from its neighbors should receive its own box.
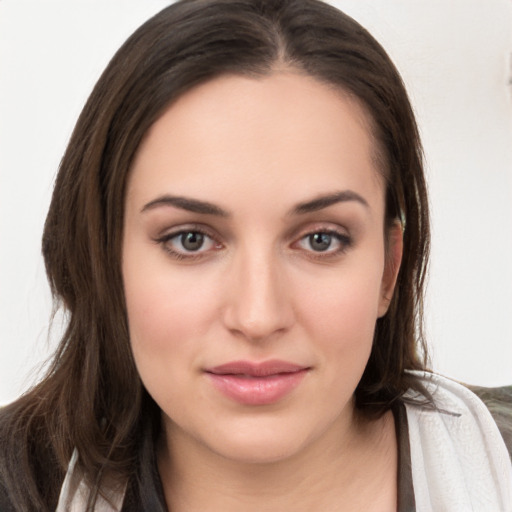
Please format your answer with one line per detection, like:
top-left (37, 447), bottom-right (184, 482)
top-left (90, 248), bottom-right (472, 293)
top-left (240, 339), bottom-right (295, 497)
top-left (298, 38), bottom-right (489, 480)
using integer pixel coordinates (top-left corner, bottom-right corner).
top-left (215, 436), bottom-right (306, 465)
top-left (197, 416), bottom-right (319, 465)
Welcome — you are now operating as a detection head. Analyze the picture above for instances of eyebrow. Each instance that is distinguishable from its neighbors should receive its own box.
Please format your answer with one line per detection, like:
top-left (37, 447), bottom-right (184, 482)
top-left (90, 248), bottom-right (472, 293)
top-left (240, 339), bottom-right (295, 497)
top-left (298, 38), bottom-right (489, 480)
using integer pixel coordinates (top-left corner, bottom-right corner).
top-left (141, 195), bottom-right (229, 216)
top-left (291, 190), bottom-right (369, 215)
top-left (140, 190), bottom-right (369, 217)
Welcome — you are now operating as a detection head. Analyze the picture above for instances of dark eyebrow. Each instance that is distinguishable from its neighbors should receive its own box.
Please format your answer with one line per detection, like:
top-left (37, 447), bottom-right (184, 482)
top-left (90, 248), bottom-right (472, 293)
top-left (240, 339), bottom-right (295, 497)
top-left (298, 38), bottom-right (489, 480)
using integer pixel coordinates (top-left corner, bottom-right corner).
top-left (291, 190), bottom-right (369, 215)
top-left (141, 195), bottom-right (229, 216)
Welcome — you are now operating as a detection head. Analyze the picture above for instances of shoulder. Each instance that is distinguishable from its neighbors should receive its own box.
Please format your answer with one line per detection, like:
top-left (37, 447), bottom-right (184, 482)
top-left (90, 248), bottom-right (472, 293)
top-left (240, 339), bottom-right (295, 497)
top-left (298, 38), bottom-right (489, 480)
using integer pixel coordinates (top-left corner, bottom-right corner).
top-left (411, 372), bottom-right (512, 459)
top-left (466, 383), bottom-right (512, 459)
top-left (402, 372), bottom-right (512, 508)
top-left (404, 371), bottom-right (512, 455)
top-left (0, 406), bottom-right (20, 511)
top-left (0, 482), bottom-right (16, 512)
top-left (0, 401), bottom-right (64, 512)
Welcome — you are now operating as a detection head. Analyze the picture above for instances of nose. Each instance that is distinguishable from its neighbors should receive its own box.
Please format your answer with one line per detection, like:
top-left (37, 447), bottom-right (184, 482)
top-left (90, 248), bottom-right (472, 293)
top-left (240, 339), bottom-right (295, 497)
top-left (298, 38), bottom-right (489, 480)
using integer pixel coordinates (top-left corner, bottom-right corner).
top-left (222, 247), bottom-right (294, 342)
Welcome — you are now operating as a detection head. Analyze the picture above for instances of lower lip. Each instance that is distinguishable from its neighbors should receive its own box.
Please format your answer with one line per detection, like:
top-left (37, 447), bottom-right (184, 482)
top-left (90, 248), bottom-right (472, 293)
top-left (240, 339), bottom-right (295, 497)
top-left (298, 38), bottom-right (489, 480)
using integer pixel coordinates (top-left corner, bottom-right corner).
top-left (206, 370), bottom-right (309, 405)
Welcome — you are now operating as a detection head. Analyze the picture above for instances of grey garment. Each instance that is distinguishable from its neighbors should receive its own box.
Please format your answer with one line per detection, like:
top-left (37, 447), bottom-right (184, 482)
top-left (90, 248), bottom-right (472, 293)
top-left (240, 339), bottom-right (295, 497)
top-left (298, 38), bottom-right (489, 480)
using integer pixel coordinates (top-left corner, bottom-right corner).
top-left (469, 385), bottom-right (512, 461)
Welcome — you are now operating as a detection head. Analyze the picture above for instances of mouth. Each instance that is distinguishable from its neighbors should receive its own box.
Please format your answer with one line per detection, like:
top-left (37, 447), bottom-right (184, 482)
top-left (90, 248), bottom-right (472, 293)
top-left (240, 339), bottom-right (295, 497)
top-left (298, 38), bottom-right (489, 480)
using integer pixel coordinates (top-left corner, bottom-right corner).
top-left (204, 360), bottom-right (311, 405)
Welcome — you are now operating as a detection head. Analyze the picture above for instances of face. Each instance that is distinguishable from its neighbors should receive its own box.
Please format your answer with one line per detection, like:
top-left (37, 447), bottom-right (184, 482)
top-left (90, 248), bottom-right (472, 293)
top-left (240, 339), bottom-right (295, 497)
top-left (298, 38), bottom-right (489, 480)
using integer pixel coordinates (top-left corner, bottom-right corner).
top-left (122, 72), bottom-right (401, 464)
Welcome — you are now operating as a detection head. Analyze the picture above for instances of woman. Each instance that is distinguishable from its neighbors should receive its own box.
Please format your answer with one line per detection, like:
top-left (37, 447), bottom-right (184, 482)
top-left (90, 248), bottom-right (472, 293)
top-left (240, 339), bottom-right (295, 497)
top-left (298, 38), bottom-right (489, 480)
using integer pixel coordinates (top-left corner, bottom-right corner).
top-left (1, 0), bottom-right (511, 510)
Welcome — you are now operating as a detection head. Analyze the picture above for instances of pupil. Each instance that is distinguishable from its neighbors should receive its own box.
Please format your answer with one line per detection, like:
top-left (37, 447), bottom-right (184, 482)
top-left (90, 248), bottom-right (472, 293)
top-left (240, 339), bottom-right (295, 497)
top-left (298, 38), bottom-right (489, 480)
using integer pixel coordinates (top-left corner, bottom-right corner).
top-left (310, 233), bottom-right (331, 251)
top-left (181, 232), bottom-right (204, 251)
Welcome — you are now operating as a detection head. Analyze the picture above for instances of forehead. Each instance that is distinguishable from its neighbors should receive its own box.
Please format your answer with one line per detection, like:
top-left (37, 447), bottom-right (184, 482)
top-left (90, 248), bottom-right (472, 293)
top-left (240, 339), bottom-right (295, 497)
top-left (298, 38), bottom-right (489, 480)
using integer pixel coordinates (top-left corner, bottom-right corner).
top-left (128, 72), bottom-right (384, 212)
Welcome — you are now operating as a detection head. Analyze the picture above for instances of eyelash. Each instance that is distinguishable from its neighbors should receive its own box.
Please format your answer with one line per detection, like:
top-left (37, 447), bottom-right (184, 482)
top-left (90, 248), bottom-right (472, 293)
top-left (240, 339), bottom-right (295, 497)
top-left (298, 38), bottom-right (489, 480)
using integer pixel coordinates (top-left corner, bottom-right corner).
top-left (154, 226), bottom-right (352, 261)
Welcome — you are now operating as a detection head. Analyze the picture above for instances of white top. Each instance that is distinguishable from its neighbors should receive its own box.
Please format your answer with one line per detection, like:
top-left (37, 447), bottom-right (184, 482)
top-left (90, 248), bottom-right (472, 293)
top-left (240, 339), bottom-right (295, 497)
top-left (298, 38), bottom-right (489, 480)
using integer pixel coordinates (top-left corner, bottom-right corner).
top-left (405, 371), bottom-right (512, 511)
top-left (56, 372), bottom-right (512, 511)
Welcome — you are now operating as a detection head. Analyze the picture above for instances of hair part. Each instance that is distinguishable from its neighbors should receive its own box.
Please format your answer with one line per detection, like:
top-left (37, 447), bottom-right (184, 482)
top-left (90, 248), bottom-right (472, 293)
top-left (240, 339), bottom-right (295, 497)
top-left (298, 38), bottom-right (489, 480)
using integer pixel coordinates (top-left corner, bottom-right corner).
top-left (0, 1), bottom-right (430, 509)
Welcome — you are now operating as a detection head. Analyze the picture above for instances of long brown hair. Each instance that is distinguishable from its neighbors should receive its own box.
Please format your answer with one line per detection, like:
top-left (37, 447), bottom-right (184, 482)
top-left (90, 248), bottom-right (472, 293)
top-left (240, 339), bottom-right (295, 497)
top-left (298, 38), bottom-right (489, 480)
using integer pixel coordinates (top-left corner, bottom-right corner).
top-left (0, 0), bottom-right (430, 509)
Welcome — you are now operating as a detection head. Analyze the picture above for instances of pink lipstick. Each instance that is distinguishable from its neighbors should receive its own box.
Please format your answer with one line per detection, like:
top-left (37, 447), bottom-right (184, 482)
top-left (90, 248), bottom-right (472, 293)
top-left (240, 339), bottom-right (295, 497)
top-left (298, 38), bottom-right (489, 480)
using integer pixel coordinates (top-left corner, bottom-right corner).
top-left (205, 360), bottom-right (309, 405)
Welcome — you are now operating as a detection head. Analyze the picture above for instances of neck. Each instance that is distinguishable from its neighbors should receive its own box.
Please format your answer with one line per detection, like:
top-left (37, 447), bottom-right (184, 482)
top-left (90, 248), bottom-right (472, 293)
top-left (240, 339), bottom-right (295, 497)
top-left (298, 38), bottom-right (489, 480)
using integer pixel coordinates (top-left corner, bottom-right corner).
top-left (157, 408), bottom-right (397, 512)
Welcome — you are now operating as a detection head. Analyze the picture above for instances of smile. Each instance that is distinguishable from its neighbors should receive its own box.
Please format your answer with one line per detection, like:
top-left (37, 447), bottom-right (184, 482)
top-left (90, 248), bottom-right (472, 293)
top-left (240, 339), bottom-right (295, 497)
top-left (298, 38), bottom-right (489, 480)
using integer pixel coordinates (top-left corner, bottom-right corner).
top-left (205, 360), bottom-right (310, 406)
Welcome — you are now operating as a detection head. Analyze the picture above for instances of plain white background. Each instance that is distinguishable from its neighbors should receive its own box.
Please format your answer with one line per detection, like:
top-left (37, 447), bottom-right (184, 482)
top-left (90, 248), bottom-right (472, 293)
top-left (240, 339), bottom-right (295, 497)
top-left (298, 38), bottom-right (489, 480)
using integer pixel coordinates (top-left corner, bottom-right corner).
top-left (1, 0), bottom-right (512, 405)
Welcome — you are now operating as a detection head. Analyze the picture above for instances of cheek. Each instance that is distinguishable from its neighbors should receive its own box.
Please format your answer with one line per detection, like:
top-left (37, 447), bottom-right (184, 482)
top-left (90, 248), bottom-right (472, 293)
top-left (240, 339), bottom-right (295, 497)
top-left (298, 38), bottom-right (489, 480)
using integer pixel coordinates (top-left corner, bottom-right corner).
top-left (294, 254), bottom-right (384, 362)
top-left (122, 247), bottom-right (221, 398)
top-left (123, 266), bottom-right (221, 422)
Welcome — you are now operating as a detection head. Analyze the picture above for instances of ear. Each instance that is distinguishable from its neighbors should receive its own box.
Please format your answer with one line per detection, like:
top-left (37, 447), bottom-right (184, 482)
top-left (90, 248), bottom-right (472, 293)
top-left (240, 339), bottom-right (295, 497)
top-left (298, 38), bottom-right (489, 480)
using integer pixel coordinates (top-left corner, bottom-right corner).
top-left (378, 222), bottom-right (403, 318)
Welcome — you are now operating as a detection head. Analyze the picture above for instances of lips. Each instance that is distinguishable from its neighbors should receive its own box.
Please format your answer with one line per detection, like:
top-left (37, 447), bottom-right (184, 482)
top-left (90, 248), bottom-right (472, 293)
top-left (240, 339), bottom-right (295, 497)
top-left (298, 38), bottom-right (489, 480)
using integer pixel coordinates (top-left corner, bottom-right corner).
top-left (205, 360), bottom-right (310, 405)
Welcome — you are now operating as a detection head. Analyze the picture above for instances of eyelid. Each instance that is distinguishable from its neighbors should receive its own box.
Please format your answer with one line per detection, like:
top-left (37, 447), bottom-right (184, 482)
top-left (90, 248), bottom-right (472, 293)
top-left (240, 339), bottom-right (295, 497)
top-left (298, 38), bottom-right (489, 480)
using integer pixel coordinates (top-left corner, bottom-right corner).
top-left (155, 222), bottom-right (217, 238)
top-left (290, 221), bottom-right (350, 241)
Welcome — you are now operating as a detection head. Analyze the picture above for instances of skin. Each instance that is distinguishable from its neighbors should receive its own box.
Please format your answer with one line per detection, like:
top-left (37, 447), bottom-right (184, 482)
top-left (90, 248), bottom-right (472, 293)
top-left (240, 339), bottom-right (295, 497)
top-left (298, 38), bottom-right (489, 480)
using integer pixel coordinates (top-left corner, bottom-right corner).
top-left (123, 71), bottom-right (402, 511)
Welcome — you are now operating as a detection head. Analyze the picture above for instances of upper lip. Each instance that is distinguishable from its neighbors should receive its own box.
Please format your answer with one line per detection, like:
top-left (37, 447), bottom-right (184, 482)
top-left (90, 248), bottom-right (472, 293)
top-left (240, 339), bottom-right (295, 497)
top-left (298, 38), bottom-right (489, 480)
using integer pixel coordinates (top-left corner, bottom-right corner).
top-left (206, 360), bottom-right (309, 377)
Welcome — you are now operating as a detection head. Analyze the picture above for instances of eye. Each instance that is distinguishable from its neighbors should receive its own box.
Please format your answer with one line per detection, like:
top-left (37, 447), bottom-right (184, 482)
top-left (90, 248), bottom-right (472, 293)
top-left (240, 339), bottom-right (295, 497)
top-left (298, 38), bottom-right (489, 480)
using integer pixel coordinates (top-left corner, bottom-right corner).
top-left (296, 230), bottom-right (351, 255)
top-left (157, 229), bottom-right (221, 259)
top-left (178, 231), bottom-right (208, 251)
